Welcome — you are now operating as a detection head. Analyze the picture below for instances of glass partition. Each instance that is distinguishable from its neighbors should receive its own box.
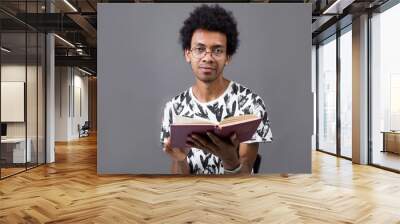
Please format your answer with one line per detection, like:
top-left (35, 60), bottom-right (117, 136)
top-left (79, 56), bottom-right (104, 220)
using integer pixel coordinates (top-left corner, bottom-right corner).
top-left (38, 32), bottom-right (45, 165)
top-left (317, 35), bottom-right (337, 155)
top-left (1, 31), bottom-right (28, 177)
top-left (27, 31), bottom-right (38, 169)
top-left (0, 1), bottom-right (46, 179)
top-left (371, 3), bottom-right (400, 171)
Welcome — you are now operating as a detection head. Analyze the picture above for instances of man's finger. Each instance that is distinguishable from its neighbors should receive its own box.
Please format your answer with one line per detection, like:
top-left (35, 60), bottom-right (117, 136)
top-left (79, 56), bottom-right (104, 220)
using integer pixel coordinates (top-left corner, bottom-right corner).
top-left (190, 135), bottom-right (217, 154)
top-left (188, 136), bottom-right (204, 149)
top-left (206, 132), bottom-right (225, 147)
top-left (230, 133), bottom-right (240, 146)
top-left (164, 137), bottom-right (172, 148)
top-left (182, 147), bottom-right (191, 154)
top-left (163, 138), bottom-right (171, 152)
top-left (186, 139), bottom-right (197, 149)
top-left (163, 145), bottom-right (173, 154)
top-left (191, 134), bottom-right (213, 149)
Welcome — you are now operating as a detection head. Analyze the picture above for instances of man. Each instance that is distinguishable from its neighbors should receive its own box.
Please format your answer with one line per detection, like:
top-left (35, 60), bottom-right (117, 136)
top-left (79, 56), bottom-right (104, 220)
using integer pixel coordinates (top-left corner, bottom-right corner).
top-left (160, 4), bottom-right (272, 175)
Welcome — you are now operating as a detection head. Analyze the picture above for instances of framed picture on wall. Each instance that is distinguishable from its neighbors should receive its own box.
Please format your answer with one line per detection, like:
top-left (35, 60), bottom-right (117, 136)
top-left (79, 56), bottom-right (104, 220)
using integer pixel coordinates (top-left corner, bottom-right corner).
top-left (1, 81), bottom-right (25, 122)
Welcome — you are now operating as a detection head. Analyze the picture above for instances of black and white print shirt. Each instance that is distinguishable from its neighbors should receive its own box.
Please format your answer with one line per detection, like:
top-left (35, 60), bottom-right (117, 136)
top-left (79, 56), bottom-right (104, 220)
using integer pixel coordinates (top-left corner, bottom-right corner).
top-left (160, 81), bottom-right (272, 174)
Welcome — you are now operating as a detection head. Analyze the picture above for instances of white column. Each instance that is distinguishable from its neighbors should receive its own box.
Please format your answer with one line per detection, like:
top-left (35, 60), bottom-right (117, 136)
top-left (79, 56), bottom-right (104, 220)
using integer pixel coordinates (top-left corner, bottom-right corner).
top-left (46, 1), bottom-right (55, 163)
top-left (352, 14), bottom-right (369, 164)
top-left (46, 33), bottom-right (55, 163)
top-left (55, 67), bottom-right (74, 141)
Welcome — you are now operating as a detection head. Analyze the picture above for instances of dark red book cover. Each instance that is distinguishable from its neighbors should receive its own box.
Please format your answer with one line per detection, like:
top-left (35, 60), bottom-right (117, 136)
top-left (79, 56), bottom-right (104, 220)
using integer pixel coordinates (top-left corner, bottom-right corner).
top-left (170, 117), bottom-right (261, 148)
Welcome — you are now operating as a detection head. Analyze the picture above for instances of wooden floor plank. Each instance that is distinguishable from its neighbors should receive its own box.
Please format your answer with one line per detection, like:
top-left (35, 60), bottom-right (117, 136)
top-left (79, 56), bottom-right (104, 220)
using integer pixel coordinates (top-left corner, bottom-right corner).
top-left (0, 134), bottom-right (400, 223)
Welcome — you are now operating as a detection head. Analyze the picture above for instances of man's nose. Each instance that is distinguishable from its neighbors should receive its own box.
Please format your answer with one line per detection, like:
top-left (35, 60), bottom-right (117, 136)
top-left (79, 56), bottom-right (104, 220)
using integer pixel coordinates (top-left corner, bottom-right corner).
top-left (201, 52), bottom-right (215, 63)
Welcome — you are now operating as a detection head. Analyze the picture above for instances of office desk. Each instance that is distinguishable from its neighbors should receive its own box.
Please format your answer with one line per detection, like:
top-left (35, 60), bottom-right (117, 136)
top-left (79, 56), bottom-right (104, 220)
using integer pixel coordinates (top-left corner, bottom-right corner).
top-left (1, 138), bottom-right (32, 163)
top-left (382, 131), bottom-right (400, 154)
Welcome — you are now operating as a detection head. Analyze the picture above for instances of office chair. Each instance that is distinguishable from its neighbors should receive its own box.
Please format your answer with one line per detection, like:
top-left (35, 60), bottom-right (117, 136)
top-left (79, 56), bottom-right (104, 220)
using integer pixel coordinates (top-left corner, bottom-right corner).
top-left (78, 121), bottom-right (90, 138)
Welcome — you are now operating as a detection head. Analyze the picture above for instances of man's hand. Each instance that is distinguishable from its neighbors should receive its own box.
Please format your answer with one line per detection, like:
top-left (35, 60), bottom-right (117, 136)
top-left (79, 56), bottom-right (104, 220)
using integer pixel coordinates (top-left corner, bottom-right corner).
top-left (163, 137), bottom-right (189, 162)
top-left (187, 132), bottom-right (240, 170)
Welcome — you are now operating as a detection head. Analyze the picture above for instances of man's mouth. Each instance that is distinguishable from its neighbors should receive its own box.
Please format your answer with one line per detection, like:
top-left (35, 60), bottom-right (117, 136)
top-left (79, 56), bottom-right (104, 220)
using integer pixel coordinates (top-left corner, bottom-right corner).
top-left (199, 67), bottom-right (215, 72)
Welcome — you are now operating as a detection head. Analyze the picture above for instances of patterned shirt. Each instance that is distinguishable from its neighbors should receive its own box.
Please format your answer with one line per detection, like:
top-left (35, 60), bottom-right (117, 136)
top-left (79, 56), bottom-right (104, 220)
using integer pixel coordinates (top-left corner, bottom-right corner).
top-left (160, 81), bottom-right (272, 174)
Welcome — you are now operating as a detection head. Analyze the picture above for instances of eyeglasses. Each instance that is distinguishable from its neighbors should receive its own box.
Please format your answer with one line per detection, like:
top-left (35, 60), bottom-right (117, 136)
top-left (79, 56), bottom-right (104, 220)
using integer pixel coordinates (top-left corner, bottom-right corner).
top-left (190, 47), bottom-right (226, 59)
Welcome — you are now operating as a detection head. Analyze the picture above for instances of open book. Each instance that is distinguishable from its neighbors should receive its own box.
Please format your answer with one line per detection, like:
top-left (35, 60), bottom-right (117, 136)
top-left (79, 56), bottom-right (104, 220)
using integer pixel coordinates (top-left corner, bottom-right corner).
top-left (170, 114), bottom-right (262, 148)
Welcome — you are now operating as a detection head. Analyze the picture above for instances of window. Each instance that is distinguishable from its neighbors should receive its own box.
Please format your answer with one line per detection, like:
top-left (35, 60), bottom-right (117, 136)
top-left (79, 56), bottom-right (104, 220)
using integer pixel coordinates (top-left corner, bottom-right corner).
top-left (340, 27), bottom-right (352, 158)
top-left (370, 2), bottom-right (400, 171)
top-left (317, 35), bottom-right (337, 155)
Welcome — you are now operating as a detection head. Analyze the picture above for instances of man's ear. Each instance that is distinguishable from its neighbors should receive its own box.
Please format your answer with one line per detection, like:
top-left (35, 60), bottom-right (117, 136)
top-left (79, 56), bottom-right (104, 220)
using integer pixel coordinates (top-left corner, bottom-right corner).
top-left (184, 49), bottom-right (191, 63)
top-left (225, 55), bottom-right (232, 65)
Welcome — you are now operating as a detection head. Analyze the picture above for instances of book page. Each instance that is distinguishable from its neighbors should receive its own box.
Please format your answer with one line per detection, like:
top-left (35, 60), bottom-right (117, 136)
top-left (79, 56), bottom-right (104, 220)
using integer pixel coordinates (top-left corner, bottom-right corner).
top-left (174, 116), bottom-right (217, 125)
top-left (219, 114), bottom-right (259, 126)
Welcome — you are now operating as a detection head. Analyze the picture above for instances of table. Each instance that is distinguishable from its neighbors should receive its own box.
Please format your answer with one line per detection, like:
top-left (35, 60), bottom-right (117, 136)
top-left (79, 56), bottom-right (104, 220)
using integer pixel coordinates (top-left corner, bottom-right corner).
top-left (1, 138), bottom-right (32, 164)
top-left (381, 131), bottom-right (400, 154)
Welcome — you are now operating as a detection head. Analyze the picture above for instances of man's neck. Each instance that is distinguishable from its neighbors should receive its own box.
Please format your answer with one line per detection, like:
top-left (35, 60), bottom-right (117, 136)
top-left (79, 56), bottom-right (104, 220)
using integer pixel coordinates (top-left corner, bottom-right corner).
top-left (192, 77), bottom-right (230, 103)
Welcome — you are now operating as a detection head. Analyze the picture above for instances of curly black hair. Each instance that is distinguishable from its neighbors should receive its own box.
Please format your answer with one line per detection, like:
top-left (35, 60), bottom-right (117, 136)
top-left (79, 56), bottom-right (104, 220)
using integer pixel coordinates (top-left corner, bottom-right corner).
top-left (179, 4), bottom-right (239, 56)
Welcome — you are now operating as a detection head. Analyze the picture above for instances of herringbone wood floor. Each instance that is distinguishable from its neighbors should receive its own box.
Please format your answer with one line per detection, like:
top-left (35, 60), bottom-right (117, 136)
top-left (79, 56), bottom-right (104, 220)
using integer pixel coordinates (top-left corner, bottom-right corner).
top-left (1, 134), bottom-right (400, 224)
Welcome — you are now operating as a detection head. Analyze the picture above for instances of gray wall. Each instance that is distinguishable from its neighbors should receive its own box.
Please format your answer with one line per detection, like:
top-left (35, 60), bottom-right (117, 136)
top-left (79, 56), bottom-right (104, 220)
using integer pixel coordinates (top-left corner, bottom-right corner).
top-left (98, 3), bottom-right (312, 174)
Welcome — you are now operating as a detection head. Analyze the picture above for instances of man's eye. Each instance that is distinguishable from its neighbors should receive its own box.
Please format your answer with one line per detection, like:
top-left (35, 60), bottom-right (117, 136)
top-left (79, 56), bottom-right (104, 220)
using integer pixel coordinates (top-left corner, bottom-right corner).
top-left (195, 48), bottom-right (205, 52)
top-left (214, 48), bottom-right (223, 54)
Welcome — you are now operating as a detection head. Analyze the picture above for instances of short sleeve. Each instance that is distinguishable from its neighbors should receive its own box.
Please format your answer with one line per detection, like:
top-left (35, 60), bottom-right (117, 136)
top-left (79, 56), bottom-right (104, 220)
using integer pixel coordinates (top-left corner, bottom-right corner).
top-left (160, 102), bottom-right (173, 146)
top-left (242, 95), bottom-right (273, 144)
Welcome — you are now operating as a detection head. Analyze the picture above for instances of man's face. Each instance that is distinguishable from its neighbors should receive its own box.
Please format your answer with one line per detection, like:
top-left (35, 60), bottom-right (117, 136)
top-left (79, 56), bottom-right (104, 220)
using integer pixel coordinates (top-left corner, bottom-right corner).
top-left (185, 29), bottom-right (231, 83)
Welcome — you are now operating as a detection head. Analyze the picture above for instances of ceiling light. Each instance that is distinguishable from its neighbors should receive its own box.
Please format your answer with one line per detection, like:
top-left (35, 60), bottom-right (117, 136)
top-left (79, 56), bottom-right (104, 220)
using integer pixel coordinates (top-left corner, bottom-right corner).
top-left (323, 0), bottom-right (343, 14)
top-left (1, 47), bottom-right (11, 53)
top-left (78, 67), bottom-right (92, 76)
top-left (76, 49), bottom-right (84, 55)
top-left (63, 0), bottom-right (78, 12)
top-left (322, 0), bottom-right (355, 15)
top-left (54, 34), bottom-right (75, 48)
